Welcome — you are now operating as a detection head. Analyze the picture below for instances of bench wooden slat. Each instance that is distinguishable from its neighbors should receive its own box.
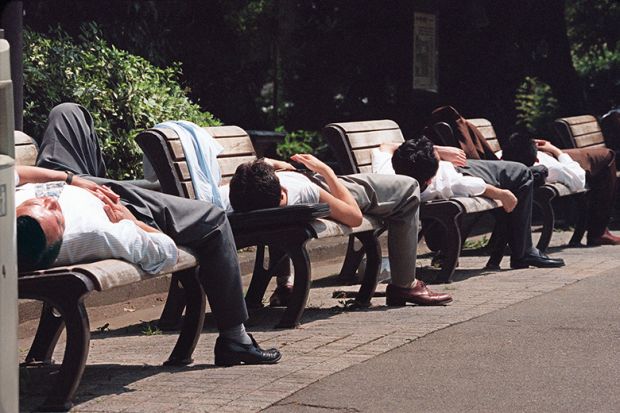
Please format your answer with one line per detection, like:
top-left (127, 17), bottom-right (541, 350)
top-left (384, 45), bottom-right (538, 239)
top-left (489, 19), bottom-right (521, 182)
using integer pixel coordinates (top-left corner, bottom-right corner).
top-left (574, 132), bottom-right (605, 148)
top-left (347, 130), bottom-right (404, 149)
top-left (168, 140), bottom-right (185, 161)
top-left (204, 125), bottom-right (248, 138)
top-left (352, 148), bottom-right (374, 166)
top-left (561, 115), bottom-right (597, 126)
top-left (219, 155), bottom-right (256, 177)
top-left (359, 165), bottom-right (372, 173)
top-left (569, 121), bottom-right (603, 137)
top-left (174, 161), bottom-right (191, 181)
top-left (330, 120), bottom-right (400, 133)
top-left (217, 136), bottom-right (255, 157)
top-left (467, 118), bottom-right (492, 129)
top-left (181, 181), bottom-right (196, 199)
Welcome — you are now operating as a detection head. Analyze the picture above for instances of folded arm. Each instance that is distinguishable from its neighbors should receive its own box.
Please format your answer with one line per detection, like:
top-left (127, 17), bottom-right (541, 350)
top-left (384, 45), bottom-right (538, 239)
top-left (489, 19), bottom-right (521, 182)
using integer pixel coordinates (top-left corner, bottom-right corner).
top-left (291, 154), bottom-right (363, 227)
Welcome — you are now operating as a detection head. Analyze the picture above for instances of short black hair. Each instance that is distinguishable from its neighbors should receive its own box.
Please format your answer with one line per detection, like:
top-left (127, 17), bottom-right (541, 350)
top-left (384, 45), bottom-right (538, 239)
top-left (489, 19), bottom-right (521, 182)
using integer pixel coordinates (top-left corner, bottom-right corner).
top-left (229, 159), bottom-right (282, 212)
top-left (391, 136), bottom-right (439, 192)
top-left (16, 215), bottom-right (62, 272)
top-left (503, 131), bottom-right (538, 167)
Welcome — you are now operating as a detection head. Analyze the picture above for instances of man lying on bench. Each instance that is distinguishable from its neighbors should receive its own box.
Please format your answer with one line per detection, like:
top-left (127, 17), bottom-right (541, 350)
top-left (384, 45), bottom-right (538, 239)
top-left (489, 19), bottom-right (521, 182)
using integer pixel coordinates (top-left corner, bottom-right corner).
top-left (15, 102), bottom-right (281, 366)
top-left (373, 136), bottom-right (565, 269)
top-left (228, 153), bottom-right (453, 307)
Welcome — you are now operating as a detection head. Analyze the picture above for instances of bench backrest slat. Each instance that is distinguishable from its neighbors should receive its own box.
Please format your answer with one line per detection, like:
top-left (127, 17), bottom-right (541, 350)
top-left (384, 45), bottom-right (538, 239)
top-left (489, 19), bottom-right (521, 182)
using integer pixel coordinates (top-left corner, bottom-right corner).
top-left (553, 115), bottom-right (605, 149)
top-left (136, 126), bottom-right (257, 199)
top-left (465, 118), bottom-right (501, 153)
top-left (323, 120), bottom-right (404, 174)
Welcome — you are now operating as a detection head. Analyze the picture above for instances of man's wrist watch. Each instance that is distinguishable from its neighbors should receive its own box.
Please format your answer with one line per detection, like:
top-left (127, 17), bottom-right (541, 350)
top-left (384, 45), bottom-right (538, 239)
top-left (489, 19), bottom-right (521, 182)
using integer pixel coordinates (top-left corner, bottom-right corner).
top-left (65, 171), bottom-right (74, 185)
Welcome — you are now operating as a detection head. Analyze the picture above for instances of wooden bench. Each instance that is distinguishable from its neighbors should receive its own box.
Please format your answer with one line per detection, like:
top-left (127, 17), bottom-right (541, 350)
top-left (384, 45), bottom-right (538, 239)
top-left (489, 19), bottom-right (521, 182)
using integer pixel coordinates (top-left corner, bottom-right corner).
top-left (466, 118), bottom-right (588, 247)
top-left (15, 132), bottom-right (205, 412)
top-left (323, 120), bottom-right (506, 282)
top-left (553, 114), bottom-right (620, 179)
top-left (135, 126), bottom-right (386, 328)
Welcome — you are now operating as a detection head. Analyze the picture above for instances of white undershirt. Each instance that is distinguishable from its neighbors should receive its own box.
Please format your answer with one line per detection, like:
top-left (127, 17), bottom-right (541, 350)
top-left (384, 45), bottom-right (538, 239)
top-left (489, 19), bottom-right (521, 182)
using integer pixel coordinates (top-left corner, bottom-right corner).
top-left (15, 181), bottom-right (178, 274)
top-left (496, 150), bottom-right (586, 191)
top-left (371, 148), bottom-right (486, 201)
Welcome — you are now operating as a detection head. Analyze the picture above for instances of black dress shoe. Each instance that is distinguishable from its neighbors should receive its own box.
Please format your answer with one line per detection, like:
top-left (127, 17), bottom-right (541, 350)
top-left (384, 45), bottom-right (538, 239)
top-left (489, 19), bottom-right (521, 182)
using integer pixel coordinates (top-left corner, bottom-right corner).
top-left (510, 252), bottom-right (565, 269)
top-left (214, 334), bottom-right (282, 366)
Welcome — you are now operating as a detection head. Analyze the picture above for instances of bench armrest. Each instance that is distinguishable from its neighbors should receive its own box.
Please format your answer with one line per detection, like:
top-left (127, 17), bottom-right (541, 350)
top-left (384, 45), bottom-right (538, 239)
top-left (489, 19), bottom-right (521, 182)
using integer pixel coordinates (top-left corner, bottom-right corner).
top-left (227, 203), bottom-right (330, 231)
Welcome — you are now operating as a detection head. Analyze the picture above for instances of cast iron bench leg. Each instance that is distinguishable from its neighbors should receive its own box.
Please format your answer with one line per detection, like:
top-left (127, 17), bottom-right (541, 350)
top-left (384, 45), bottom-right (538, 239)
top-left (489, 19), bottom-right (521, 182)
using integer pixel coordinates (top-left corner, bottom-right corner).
top-left (158, 274), bottom-right (186, 331)
top-left (569, 192), bottom-right (588, 246)
top-left (164, 268), bottom-right (205, 366)
top-left (428, 203), bottom-right (463, 283)
top-left (486, 212), bottom-right (508, 269)
top-left (245, 245), bottom-right (289, 309)
top-left (354, 231), bottom-right (382, 306)
top-left (275, 235), bottom-right (312, 329)
top-left (35, 275), bottom-right (93, 412)
top-left (25, 303), bottom-right (64, 364)
top-left (535, 187), bottom-right (556, 252)
top-left (338, 235), bottom-right (366, 281)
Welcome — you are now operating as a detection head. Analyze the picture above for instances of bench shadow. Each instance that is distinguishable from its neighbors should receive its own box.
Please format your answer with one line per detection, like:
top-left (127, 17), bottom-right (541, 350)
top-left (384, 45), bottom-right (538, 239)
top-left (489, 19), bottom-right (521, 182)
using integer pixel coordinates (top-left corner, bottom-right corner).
top-left (20, 362), bottom-right (218, 412)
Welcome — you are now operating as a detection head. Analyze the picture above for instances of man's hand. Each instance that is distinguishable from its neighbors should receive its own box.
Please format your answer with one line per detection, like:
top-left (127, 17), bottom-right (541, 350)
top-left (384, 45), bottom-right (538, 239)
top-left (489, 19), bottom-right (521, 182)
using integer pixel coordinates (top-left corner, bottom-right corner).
top-left (435, 146), bottom-right (467, 167)
top-left (534, 139), bottom-right (562, 158)
top-left (72, 176), bottom-right (120, 205)
top-left (263, 158), bottom-right (296, 171)
top-left (290, 154), bottom-right (333, 176)
top-left (497, 189), bottom-right (518, 213)
top-left (101, 196), bottom-right (137, 224)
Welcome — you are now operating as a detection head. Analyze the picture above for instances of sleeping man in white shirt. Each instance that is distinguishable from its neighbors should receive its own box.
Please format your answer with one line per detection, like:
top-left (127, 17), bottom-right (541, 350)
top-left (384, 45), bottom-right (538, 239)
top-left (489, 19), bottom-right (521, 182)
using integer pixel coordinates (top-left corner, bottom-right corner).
top-left (15, 166), bottom-right (178, 274)
top-left (373, 136), bottom-right (565, 269)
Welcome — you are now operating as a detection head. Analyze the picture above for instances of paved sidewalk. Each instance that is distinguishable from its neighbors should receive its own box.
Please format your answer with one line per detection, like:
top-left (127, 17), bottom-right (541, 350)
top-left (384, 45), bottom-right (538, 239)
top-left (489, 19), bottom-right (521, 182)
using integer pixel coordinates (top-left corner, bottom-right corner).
top-left (19, 231), bottom-right (619, 412)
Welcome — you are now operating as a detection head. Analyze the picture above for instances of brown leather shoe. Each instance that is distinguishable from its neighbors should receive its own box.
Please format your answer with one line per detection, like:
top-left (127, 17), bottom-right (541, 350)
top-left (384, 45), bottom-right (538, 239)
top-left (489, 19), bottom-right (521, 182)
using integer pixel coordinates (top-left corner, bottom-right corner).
top-left (386, 281), bottom-right (453, 306)
top-left (269, 284), bottom-right (293, 307)
top-left (587, 229), bottom-right (620, 246)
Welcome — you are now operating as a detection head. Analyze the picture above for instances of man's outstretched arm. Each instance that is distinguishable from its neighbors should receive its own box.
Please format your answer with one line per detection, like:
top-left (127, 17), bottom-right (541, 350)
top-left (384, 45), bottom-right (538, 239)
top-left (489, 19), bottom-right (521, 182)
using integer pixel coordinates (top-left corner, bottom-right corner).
top-left (16, 165), bottom-right (120, 203)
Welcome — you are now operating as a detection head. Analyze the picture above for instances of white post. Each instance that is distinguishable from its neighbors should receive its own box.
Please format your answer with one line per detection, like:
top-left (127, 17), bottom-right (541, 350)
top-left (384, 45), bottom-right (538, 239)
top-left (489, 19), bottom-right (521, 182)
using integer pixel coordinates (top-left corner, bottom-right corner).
top-left (0, 37), bottom-right (18, 413)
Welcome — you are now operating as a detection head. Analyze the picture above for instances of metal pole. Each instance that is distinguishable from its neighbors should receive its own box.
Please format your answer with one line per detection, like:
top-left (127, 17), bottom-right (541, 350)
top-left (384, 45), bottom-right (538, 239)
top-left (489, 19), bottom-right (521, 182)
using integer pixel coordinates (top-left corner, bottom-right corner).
top-left (0, 1), bottom-right (23, 131)
top-left (0, 37), bottom-right (18, 413)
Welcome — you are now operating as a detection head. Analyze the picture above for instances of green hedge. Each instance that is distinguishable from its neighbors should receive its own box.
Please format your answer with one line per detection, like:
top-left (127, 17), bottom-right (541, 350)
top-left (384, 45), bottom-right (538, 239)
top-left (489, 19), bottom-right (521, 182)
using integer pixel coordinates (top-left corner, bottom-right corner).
top-left (23, 24), bottom-right (220, 179)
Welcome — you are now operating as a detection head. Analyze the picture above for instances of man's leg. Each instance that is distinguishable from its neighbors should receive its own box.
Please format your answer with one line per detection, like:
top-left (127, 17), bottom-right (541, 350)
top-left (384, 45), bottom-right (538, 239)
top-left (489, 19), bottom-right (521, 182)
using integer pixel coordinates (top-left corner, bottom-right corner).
top-left (459, 160), bottom-right (564, 267)
top-left (37, 103), bottom-right (107, 177)
top-left (564, 147), bottom-right (619, 244)
top-left (339, 173), bottom-right (452, 305)
top-left (36, 103), bottom-right (280, 363)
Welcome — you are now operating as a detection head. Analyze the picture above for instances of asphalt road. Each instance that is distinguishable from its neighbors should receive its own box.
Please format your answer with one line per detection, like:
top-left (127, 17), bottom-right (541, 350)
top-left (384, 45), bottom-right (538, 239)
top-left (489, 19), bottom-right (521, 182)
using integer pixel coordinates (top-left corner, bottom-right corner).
top-left (265, 268), bottom-right (620, 413)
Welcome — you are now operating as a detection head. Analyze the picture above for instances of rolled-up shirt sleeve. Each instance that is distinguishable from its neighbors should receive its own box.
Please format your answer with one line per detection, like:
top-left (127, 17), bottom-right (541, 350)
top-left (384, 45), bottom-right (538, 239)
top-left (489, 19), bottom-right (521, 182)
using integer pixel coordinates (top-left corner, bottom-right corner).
top-left (56, 220), bottom-right (179, 274)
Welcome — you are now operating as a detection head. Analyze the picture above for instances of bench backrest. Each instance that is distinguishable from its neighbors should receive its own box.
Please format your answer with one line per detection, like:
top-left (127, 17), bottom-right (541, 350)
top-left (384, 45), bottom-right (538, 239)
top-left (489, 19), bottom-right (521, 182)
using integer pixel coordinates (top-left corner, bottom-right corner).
top-left (14, 131), bottom-right (38, 166)
top-left (465, 118), bottom-right (501, 153)
top-left (553, 115), bottom-right (605, 150)
top-left (136, 126), bottom-right (257, 199)
top-left (323, 120), bottom-right (405, 174)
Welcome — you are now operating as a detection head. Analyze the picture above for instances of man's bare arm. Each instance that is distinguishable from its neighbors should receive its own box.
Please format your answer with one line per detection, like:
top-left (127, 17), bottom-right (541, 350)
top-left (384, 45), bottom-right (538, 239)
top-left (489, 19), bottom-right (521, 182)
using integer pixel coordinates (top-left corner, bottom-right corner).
top-left (16, 165), bottom-right (120, 203)
top-left (482, 184), bottom-right (517, 213)
top-left (435, 145), bottom-right (467, 167)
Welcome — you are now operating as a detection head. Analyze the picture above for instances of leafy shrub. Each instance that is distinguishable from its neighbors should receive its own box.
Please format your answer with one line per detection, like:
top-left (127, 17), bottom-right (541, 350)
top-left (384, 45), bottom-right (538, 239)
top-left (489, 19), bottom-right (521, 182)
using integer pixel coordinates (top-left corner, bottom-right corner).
top-left (572, 45), bottom-right (620, 112)
top-left (23, 24), bottom-right (220, 179)
top-left (275, 127), bottom-right (328, 160)
top-left (514, 77), bottom-right (559, 135)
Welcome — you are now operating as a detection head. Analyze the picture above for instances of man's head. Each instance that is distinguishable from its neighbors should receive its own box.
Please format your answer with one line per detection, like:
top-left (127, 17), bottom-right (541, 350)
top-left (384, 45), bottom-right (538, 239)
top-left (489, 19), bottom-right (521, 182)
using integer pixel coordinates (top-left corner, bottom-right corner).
top-left (16, 197), bottom-right (65, 271)
top-left (391, 136), bottom-right (439, 191)
top-left (229, 159), bottom-right (284, 212)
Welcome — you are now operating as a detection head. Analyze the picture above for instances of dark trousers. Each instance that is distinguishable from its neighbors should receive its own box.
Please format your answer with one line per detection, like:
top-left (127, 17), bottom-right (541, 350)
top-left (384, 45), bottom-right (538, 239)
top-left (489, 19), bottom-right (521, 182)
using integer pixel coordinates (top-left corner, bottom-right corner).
top-left (458, 159), bottom-right (535, 259)
top-left (37, 103), bottom-right (248, 330)
top-left (564, 147), bottom-right (617, 240)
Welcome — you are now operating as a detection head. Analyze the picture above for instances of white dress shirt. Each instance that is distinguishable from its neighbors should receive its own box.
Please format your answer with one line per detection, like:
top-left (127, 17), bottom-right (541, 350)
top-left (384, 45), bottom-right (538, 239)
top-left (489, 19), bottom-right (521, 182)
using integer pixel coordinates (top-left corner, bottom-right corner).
top-left (496, 150), bottom-right (586, 192)
top-left (371, 148), bottom-right (486, 202)
top-left (15, 180), bottom-right (178, 274)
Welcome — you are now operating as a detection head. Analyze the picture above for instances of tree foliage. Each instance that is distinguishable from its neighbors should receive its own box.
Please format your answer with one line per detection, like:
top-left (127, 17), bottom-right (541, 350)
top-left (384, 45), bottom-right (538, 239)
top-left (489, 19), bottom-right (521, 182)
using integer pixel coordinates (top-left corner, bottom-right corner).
top-left (23, 24), bottom-right (220, 179)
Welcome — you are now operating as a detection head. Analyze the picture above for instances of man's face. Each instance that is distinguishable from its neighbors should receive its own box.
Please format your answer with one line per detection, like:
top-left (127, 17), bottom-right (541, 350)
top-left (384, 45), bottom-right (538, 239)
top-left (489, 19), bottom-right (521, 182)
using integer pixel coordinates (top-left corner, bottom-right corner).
top-left (16, 197), bottom-right (65, 245)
